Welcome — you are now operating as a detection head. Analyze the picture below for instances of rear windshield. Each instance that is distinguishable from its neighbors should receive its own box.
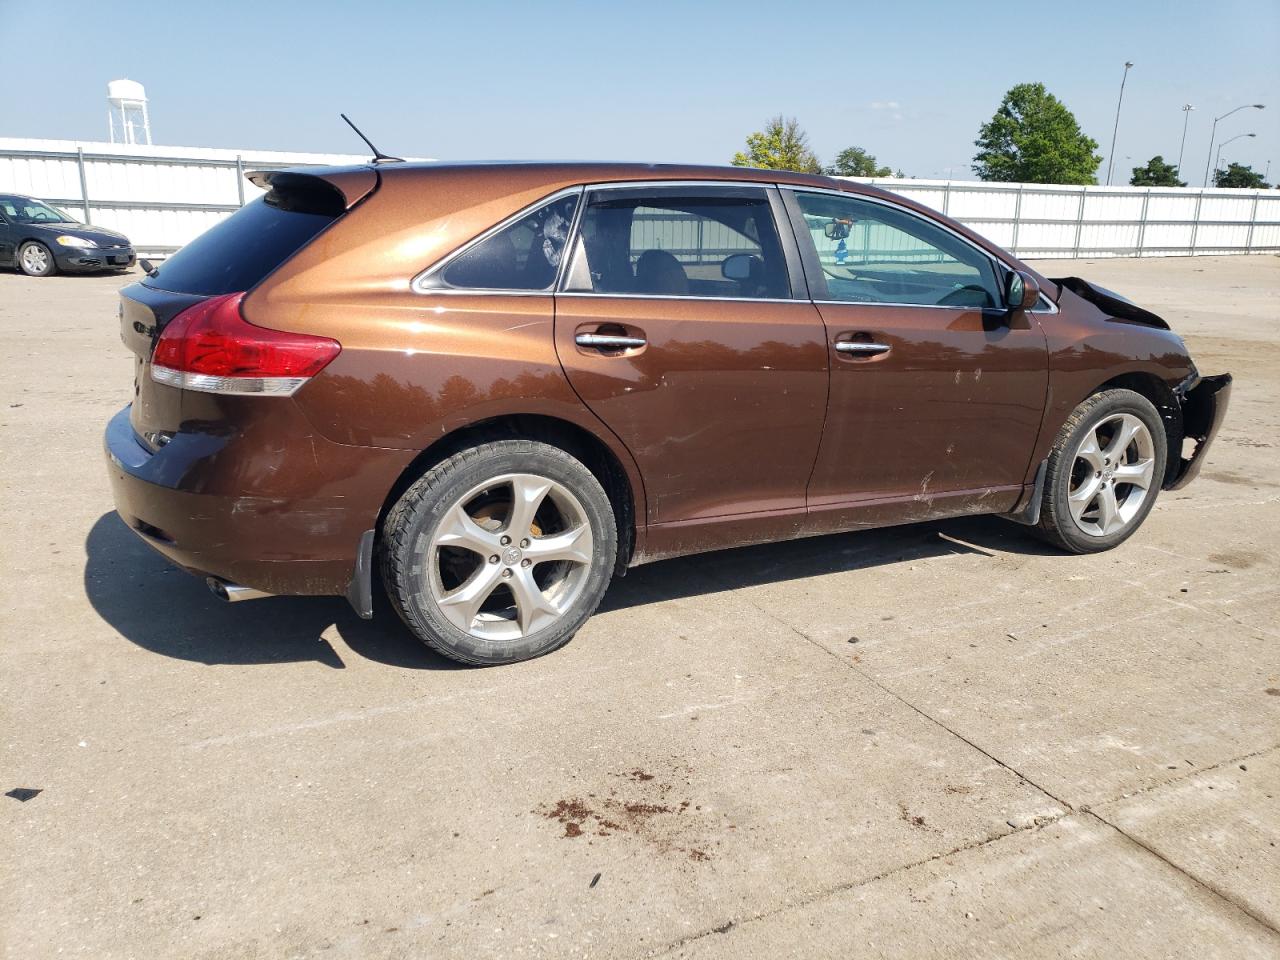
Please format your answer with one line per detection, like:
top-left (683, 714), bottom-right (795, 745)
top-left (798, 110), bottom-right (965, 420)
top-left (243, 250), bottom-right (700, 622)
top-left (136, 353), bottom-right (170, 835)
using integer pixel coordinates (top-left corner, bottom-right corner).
top-left (145, 185), bottom-right (343, 296)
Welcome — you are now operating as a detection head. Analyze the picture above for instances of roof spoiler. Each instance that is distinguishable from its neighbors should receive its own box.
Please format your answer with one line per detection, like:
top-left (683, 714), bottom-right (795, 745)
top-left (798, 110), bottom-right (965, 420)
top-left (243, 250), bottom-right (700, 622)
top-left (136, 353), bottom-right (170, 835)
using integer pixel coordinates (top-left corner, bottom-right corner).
top-left (245, 167), bottom-right (379, 211)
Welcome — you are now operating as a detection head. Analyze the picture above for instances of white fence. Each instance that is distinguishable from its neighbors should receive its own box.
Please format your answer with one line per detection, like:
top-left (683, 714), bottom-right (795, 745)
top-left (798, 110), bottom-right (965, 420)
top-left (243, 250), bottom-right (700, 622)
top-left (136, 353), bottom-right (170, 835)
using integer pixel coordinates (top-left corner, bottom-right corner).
top-left (842, 176), bottom-right (1280, 259)
top-left (2, 138), bottom-right (1277, 259)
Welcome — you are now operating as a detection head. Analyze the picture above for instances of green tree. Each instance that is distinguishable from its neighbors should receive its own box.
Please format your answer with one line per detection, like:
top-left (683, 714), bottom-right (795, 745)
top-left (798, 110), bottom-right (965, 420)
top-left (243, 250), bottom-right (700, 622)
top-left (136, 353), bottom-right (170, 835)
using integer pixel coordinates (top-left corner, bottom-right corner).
top-left (824, 146), bottom-right (892, 178)
top-left (732, 116), bottom-right (822, 174)
top-left (1130, 155), bottom-right (1185, 187)
top-left (973, 83), bottom-right (1102, 184)
top-left (1214, 162), bottom-right (1270, 189)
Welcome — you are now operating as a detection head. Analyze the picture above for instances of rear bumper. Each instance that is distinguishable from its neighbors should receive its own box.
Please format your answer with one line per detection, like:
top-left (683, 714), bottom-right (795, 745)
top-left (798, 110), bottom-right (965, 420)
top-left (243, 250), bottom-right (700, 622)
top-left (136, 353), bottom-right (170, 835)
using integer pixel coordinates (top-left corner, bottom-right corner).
top-left (56, 247), bottom-right (135, 272)
top-left (1165, 373), bottom-right (1232, 491)
top-left (104, 405), bottom-right (407, 599)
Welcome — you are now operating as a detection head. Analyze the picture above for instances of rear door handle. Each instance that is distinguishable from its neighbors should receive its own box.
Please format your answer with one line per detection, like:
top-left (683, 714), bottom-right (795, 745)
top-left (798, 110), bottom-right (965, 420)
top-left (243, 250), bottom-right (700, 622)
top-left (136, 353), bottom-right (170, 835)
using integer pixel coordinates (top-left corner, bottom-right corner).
top-left (575, 333), bottom-right (647, 350)
top-left (834, 341), bottom-right (890, 356)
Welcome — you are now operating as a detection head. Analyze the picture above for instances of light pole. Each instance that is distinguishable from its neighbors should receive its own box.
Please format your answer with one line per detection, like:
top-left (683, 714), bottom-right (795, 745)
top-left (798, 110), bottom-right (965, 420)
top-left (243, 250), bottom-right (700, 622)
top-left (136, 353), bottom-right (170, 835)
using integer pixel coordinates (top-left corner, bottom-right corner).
top-left (1105, 61), bottom-right (1134, 186)
top-left (1213, 132), bottom-right (1257, 185)
top-left (1203, 103), bottom-right (1266, 186)
top-left (1177, 104), bottom-right (1194, 176)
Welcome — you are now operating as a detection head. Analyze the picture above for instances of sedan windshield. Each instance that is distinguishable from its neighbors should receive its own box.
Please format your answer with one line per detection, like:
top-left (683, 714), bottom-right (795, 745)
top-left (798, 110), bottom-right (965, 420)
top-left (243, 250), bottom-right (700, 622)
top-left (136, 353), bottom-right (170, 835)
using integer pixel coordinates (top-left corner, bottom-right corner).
top-left (0, 196), bottom-right (78, 225)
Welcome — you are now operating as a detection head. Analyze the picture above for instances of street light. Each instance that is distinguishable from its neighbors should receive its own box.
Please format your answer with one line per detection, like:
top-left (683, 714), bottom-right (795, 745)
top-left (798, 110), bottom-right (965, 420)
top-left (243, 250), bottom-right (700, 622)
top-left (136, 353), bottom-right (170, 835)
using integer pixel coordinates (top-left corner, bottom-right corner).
top-left (1105, 61), bottom-right (1134, 186)
top-left (1177, 105), bottom-right (1195, 176)
top-left (1203, 103), bottom-right (1266, 186)
top-left (1213, 132), bottom-right (1257, 184)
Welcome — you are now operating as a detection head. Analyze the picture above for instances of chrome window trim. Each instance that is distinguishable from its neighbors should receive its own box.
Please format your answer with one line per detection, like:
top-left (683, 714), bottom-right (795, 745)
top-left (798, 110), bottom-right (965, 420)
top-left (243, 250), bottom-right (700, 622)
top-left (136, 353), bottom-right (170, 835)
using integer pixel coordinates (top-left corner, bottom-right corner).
top-left (1030, 294), bottom-right (1060, 315)
top-left (556, 291), bottom-right (806, 305)
top-left (813, 300), bottom-right (1001, 312)
top-left (812, 295), bottom-right (1060, 315)
top-left (411, 186), bottom-right (585, 295)
top-left (409, 177), bottom-right (1063, 313)
top-left (560, 180), bottom-right (804, 302)
top-left (580, 179), bottom-right (779, 193)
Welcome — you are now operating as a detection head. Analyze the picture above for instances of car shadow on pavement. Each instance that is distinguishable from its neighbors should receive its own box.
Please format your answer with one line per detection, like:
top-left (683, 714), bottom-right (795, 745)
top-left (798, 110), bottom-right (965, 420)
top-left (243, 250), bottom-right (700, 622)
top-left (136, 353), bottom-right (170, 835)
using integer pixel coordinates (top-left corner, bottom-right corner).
top-left (597, 514), bottom-right (1060, 613)
top-left (85, 511), bottom-right (1056, 670)
top-left (83, 513), bottom-right (462, 671)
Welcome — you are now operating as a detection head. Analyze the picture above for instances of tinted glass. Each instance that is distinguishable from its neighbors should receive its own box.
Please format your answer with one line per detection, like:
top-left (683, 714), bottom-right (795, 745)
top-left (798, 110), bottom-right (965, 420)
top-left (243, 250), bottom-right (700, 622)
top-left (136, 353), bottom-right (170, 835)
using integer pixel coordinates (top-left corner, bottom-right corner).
top-left (795, 192), bottom-right (999, 308)
top-left (565, 192), bottom-right (789, 299)
top-left (145, 186), bottom-right (341, 296)
top-left (440, 194), bottom-right (578, 291)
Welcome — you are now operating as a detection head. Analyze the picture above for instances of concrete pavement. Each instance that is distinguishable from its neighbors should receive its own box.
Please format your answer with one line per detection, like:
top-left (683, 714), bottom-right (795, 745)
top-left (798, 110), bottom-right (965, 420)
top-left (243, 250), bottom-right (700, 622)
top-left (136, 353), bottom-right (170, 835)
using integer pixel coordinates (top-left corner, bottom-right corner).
top-left (2, 255), bottom-right (1277, 958)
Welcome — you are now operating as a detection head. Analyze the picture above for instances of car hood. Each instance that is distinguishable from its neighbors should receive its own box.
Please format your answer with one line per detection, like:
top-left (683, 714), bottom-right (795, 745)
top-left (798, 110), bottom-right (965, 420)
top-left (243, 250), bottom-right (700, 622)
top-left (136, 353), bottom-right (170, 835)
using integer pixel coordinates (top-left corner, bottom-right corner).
top-left (1053, 276), bottom-right (1170, 330)
top-left (23, 222), bottom-right (131, 245)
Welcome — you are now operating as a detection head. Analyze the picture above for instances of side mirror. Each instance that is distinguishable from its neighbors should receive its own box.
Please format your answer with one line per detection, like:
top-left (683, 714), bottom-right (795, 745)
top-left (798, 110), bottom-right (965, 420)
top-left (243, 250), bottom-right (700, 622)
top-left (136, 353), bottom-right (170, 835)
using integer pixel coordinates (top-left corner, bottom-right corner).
top-left (823, 219), bottom-right (851, 240)
top-left (721, 253), bottom-right (754, 281)
top-left (1005, 270), bottom-right (1040, 311)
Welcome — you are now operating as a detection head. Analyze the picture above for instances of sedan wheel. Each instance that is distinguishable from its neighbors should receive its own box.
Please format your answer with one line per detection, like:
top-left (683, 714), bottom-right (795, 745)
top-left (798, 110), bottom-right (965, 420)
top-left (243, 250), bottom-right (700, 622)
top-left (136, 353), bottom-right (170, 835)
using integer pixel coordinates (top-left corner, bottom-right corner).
top-left (18, 241), bottom-right (55, 277)
top-left (382, 439), bottom-right (617, 665)
top-left (1036, 388), bottom-right (1167, 553)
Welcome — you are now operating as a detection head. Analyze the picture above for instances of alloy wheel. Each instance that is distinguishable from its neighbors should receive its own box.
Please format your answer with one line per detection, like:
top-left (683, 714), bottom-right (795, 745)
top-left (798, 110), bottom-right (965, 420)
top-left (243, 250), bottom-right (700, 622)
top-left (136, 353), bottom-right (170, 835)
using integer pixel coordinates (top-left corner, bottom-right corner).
top-left (21, 245), bottom-right (50, 274)
top-left (427, 473), bottom-right (595, 641)
top-left (1067, 413), bottom-right (1156, 537)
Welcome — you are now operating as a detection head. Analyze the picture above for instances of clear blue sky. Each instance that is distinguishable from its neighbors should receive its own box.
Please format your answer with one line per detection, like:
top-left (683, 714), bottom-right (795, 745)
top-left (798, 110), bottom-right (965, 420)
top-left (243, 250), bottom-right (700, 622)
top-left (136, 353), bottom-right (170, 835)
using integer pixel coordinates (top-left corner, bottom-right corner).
top-left (2, 0), bottom-right (1277, 182)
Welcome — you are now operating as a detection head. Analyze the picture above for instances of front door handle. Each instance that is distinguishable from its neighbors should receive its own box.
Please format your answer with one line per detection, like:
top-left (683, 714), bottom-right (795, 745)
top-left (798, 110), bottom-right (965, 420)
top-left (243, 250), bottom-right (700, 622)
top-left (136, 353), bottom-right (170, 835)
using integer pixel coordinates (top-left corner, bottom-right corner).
top-left (575, 333), bottom-right (647, 350)
top-left (834, 341), bottom-right (890, 356)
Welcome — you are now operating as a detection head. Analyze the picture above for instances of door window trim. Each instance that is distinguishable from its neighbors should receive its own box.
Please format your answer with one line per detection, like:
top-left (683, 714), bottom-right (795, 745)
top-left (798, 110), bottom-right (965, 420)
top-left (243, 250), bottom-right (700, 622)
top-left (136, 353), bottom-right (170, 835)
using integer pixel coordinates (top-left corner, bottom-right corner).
top-left (409, 178), bottom-right (1057, 313)
top-left (781, 186), bottom-right (1058, 315)
top-left (564, 181), bottom-right (806, 302)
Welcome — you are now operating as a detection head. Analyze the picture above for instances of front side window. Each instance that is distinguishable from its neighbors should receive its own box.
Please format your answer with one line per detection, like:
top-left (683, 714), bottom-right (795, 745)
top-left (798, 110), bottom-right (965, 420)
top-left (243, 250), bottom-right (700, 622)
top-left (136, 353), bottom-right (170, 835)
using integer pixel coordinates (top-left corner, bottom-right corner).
top-left (0, 196), bottom-right (78, 225)
top-left (794, 192), bottom-right (1000, 308)
top-left (564, 189), bottom-right (790, 299)
top-left (434, 193), bottom-right (579, 291)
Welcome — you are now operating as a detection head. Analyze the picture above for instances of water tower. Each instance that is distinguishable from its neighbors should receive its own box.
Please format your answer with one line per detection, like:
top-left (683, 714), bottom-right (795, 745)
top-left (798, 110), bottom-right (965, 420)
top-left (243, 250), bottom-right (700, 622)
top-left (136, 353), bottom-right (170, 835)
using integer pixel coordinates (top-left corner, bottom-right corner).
top-left (107, 79), bottom-right (152, 146)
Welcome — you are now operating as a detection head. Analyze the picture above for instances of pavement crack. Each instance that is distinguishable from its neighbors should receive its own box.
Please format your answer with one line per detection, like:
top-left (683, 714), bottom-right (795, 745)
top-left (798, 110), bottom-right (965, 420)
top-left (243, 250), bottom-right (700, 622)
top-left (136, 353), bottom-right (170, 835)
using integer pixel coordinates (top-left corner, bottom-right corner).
top-left (644, 809), bottom-right (1075, 958)
top-left (748, 600), bottom-right (1074, 813)
top-left (1092, 742), bottom-right (1280, 810)
top-left (1084, 810), bottom-right (1280, 939)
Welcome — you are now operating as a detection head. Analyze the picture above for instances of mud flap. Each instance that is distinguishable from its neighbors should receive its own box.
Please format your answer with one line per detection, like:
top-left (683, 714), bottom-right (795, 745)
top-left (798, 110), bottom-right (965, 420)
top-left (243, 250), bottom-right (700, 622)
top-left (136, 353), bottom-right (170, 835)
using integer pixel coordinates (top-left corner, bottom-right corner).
top-left (1166, 374), bottom-right (1232, 490)
top-left (1006, 459), bottom-right (1048, 526)
top-left (346, 529), bottom-right (376, 619)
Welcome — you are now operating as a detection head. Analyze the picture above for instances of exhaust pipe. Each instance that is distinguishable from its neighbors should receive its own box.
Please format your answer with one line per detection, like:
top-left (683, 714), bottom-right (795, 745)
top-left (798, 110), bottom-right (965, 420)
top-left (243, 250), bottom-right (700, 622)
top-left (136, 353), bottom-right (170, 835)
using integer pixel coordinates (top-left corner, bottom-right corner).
top-left (206, 577), bottom-right (274, 603)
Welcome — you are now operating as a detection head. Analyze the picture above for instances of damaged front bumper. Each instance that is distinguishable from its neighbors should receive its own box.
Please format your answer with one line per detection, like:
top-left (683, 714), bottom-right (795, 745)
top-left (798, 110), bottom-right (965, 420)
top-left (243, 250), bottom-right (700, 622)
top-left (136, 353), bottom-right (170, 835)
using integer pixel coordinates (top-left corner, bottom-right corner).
top-left (1165, 373), bottom-right (1232, 490)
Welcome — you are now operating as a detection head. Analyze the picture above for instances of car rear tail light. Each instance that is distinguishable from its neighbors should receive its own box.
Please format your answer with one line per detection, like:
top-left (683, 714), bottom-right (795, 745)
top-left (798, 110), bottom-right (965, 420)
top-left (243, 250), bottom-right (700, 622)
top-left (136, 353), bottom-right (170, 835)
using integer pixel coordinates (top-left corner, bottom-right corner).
top-left (150, 292), bottom-right (340, 396)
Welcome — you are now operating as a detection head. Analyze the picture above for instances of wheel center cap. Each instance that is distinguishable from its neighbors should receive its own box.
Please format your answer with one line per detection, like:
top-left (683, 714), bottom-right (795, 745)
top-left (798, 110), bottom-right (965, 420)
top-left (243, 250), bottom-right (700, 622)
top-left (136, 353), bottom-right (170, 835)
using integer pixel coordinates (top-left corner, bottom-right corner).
top-left (502, 546), bottom-right (522, 566)
top-left (1102, 466), bottom-right (1116, 482)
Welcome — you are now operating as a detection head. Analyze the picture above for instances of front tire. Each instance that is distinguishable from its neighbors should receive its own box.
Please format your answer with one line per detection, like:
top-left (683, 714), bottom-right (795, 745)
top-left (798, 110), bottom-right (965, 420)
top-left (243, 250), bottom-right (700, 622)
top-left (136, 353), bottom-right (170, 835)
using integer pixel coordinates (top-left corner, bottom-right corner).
top-left (18, 241), bottom-right (56, 277)
top-left (1037, 388), bottom-right (1167, 554)
top-left (381, 439), bottom-right (618, 665)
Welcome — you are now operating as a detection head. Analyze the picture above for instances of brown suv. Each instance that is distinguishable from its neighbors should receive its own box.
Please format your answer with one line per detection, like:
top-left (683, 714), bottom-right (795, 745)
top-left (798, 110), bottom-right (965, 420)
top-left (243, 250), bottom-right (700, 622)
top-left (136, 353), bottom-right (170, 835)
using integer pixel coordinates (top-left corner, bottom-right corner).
top-left (105, 162), bottom-right (1230, 664)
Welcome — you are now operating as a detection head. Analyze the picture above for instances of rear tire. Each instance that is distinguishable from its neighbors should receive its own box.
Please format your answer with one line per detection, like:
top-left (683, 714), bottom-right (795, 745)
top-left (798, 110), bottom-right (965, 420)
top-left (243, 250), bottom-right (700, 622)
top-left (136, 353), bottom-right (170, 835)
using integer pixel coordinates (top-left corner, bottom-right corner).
top-left (18, 241), bottom-right (56, 277)
top-left (1036, 388), bottom-right (1166, 554)
top-left (380, 439), bottom-right (617, 665)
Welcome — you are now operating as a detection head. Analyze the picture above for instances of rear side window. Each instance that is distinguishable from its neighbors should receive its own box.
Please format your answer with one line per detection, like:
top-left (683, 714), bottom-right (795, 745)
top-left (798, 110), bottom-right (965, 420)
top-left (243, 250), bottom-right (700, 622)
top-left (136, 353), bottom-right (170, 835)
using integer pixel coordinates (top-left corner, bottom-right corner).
top-left (430, 193), bottom-right (579, 292)
top-left (146, 184), bottom-right (343, 296)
